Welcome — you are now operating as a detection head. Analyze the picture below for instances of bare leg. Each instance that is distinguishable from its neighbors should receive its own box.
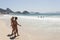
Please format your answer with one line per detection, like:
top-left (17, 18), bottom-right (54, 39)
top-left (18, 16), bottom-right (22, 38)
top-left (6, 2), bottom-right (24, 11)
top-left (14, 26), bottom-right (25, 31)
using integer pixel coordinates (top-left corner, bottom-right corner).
top-left (16, 28), bottom-right (19, 36)
top-left (11, 28), bottom-right (15, 35)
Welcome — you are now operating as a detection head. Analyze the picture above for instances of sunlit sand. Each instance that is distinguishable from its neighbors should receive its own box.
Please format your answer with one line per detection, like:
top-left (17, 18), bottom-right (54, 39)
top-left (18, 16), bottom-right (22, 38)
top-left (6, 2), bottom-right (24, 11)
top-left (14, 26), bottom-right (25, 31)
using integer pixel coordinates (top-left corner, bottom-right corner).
top-left (0, 15), bottom-right (60, 40)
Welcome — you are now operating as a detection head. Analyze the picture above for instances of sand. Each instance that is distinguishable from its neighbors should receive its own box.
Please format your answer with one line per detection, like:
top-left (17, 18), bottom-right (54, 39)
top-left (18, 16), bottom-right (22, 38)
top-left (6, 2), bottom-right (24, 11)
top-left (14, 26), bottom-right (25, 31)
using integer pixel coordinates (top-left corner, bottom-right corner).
top-left (0, 15), bottom-right (60, 40)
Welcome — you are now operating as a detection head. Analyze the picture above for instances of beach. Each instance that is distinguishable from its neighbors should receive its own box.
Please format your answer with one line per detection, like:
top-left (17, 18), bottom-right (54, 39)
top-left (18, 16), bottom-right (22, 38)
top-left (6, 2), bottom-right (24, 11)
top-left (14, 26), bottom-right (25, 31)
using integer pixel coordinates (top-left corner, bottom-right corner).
top-left (0, 15), bottom-right (60, 40)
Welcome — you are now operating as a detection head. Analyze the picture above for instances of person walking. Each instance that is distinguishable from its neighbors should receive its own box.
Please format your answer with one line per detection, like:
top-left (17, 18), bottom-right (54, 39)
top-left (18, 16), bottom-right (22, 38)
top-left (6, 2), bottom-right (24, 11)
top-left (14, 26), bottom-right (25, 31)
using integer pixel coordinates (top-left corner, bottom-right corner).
top-left (10, 17), bottom-right (21, 39)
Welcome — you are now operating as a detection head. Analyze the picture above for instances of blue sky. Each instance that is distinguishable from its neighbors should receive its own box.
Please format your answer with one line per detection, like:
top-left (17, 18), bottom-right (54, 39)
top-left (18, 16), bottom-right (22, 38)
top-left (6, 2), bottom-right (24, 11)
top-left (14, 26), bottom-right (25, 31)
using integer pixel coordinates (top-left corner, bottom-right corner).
top-left (0, 0), bottom-right (60, 13)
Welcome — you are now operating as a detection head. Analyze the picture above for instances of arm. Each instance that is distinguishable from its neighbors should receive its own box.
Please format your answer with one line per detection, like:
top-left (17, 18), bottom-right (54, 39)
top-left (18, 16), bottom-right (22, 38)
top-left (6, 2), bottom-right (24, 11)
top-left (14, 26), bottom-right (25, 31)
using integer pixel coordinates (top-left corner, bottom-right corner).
top-left (17, 22), bottom-right (21, 26)
top-left (18, 23), bottom-right (21, 26)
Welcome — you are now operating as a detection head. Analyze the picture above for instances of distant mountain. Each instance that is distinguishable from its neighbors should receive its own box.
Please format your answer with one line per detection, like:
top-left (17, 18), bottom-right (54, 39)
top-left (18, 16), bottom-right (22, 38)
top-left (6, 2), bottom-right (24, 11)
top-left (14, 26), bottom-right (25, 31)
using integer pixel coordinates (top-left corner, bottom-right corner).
top-left (0, 8), bottom-right (30, 14)
top-left (0, 8), bottom-right (60, 15)
top-left (14, 11), bottom-right (22, 14)
top-left (0, 8), bottom-right (6, 12)
top-left (0, 8), bottom-right (6, 14)
top-left (0, 8), bottom-right (14, 14)
top-left (22, 11), bottom-right (30, 14)
top-left (6, 8), bottom-right (14, 13)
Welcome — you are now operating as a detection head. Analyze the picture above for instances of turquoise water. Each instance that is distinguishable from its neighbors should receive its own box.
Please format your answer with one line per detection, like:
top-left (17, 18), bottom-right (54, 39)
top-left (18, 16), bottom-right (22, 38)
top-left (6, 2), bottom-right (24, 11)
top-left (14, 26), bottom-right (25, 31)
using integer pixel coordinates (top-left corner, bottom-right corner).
top-left (11, 14), bottom-right (60, 18)
top-left (2, 14), bottom-right (60, 19)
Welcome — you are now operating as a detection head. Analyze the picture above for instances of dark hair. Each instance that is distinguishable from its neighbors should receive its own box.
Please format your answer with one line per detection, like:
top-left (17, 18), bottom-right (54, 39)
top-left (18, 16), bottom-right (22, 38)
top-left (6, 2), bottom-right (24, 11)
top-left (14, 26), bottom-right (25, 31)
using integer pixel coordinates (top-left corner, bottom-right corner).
top-left (15, 17), bottom-right (18, 20)
top-left (11, 16), bottom-right (14, 20)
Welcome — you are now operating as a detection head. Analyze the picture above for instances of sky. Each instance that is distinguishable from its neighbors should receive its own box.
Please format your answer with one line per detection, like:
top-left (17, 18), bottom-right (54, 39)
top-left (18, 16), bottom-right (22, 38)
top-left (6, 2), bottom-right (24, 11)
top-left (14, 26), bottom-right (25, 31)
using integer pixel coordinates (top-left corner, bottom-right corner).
top-left (0, 0), bottom-right (60, 13)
